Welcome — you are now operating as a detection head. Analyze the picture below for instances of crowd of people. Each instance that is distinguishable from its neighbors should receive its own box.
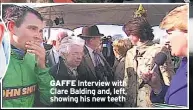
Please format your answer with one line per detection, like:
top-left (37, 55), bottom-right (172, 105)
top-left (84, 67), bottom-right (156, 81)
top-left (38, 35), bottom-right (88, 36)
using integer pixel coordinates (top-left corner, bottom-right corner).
top-left (1, 4), bottom-right (188, 108)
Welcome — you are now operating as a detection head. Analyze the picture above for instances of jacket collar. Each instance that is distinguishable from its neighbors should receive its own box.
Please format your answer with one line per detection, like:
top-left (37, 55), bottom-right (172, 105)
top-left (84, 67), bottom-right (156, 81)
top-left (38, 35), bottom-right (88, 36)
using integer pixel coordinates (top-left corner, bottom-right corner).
top-left (11, 45), bottom-right (26, 60)
top-left (134, 41), bottom-right (155, 57)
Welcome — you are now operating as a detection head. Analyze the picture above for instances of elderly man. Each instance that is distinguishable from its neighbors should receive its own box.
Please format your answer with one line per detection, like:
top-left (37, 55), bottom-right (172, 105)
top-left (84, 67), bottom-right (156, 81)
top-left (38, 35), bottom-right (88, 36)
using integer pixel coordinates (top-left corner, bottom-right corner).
top-left (2, 4), bottom-right (54, 107)
top-left (143, 5), bottom-right (188, 107)
top-left (46, 30), bottom-right (68, 67)
top-left (50, 36), bottom-right (85, 107)
top-left (77, 25), bottom-right (114, 107)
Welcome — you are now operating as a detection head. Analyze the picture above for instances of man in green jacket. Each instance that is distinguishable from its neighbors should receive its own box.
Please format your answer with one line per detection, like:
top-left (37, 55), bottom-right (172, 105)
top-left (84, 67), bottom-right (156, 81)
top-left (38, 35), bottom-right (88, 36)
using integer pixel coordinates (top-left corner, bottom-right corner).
top-left (2, 4), bottom-right (54, 107)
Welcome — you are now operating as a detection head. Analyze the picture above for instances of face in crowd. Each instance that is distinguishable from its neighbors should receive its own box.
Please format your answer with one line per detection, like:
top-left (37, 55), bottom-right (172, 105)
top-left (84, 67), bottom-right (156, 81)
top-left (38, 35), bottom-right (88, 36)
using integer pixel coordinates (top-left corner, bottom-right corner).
top-left (53, 31), bottom-right (68, 51)
top-left (90, 37), bottom-right (102, 50)
top-left (160, 5), bottom-right (188, 57)
top-left (59, 36), bottom-right (85, 68)
top-left (65, 44), bottom-right (84, 68)
top-left (8, 12), bottom-right (43, 51)
top-left (165, 29), bottom-right (187, 57)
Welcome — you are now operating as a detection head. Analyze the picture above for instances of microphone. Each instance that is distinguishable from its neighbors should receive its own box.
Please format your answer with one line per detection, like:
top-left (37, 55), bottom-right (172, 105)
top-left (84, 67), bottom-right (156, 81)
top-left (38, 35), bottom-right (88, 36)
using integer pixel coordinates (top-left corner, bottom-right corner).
top-left (139, 52), bottom-right (167, 89)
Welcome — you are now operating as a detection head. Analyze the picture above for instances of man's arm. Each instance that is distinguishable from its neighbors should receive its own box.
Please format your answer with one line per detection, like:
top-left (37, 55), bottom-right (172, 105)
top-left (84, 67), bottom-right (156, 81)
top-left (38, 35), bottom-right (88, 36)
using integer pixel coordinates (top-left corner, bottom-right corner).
top-left (35, 66), bottom-right (55, 106)
top-left (26, 41), bottom-right (55, 106)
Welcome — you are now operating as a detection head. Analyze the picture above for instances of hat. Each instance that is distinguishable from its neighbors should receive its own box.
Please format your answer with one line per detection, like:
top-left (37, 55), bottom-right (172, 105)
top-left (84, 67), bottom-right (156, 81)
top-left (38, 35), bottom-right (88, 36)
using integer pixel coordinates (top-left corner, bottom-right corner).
top-left (78, 25), bottom-right (104, 38)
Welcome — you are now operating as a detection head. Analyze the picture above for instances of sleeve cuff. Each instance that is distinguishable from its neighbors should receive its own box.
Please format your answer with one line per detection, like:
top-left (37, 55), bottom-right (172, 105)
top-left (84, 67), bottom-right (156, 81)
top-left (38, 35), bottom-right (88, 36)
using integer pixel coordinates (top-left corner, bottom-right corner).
top-left (150, 84), bottom-right (169, 103)
top-left (35, 63), bottom-right (50, 75)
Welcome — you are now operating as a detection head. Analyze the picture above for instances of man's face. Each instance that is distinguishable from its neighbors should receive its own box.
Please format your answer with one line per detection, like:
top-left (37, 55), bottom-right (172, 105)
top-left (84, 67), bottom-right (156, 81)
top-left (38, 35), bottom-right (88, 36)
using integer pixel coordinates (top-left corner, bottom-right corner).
top-left (66, 44), bottom-right (84, 68)
top-left (166, 29), bottom-right (187, 57)
top-left (0, 24), bottom-right (5, 46)
top-left (54, 32), bottom-right (68, 51)
top-left (91, 37), bottom-right (102, 49)
top-left (11, 12), bottom-right (43, 50)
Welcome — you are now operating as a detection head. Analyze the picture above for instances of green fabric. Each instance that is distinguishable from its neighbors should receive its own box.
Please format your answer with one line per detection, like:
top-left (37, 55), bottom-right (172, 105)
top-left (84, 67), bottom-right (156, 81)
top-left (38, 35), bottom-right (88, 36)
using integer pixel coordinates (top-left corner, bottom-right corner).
top-left (2, 49), bottom-right (54, 107)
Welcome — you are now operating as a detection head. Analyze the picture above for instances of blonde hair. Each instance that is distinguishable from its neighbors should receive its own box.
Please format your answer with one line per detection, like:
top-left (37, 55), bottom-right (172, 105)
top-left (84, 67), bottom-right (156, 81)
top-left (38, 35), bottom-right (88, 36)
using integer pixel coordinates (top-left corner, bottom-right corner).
top-left (113, 39), bottom-right (132, 57)
top-left (160, 5), bottom-right (188, 32)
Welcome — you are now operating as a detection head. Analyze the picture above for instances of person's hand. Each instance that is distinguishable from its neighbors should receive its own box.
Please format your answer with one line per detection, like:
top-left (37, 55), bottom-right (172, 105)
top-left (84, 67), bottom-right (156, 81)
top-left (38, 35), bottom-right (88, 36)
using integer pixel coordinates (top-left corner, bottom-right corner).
top-left (25, 41), bottom-right (46, 69)
top-left (141, 70), bottom-right (162, 93)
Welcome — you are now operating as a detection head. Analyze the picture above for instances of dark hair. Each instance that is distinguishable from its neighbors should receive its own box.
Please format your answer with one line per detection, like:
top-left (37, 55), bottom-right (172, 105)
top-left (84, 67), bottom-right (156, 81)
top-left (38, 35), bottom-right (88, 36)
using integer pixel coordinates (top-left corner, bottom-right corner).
top-left (123, 17), bottom-right (154, 42)
top-left (2, 4), bottom-right (43, 27)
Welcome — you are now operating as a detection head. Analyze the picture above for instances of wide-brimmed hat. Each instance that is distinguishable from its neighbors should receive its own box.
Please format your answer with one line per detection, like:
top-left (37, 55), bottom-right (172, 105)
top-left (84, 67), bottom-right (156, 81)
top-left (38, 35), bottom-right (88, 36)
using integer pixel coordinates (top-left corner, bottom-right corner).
top-left (78, 25), bottom-right (104, 38)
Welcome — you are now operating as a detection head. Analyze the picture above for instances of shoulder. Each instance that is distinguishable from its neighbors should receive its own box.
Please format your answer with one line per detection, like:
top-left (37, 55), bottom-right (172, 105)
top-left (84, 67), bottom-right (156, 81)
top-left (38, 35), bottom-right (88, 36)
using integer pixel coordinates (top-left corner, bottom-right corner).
top-left (146, 43), bottom-right (170, 56)
top-left (126, 47), bottom-right (135, 56)
top-left (152, 43), bottom-right (169, 52)
top-left (147, 43), bottom-right (162, 51)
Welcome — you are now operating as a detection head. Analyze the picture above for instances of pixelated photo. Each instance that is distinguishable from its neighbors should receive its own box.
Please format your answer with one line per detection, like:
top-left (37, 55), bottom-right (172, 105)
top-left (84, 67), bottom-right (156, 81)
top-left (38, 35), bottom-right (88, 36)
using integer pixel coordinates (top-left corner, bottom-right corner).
top-left (1, 3), bottom-right (188, 109)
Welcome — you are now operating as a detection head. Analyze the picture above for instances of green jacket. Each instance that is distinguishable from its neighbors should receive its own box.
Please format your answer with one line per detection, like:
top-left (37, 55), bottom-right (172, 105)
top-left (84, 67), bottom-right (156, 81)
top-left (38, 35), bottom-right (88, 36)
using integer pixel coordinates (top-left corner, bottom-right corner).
top-left (2, 49), bottom-right (54, 107)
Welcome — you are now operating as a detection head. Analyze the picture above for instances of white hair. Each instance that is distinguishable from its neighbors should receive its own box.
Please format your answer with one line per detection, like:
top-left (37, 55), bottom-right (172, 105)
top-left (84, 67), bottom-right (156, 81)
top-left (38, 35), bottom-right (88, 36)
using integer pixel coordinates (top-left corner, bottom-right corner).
top-left (59, 36), bottom-right (85, 55)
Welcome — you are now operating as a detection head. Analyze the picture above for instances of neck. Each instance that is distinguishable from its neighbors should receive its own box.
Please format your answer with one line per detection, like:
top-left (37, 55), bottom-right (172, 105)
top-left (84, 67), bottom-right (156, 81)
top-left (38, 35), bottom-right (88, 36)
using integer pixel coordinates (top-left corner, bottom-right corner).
top-left (136, 40), bottom-right (149, 47)
top-left (63, 59), bottom-right (77, 69)
top-left (66, 63), bottom-right (76, 70)
top-left (182, 46), bottom-right (187, 57)
top-left (10, 34), bottom-right (26, 51)
top-left (182, 38), bottom-right (188, 57)
top-left (116, 55), bottom-right (123, 60)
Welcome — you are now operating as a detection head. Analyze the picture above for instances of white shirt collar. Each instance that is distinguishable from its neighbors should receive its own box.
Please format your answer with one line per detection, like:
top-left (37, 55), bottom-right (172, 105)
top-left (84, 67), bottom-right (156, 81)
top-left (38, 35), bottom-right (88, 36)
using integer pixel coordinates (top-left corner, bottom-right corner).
top-left (52, 48), bottom-right (59, 63)
top-left (86, 45), bottom-right (94, 54)
top-left (53, 48), bottom-right (59, 54)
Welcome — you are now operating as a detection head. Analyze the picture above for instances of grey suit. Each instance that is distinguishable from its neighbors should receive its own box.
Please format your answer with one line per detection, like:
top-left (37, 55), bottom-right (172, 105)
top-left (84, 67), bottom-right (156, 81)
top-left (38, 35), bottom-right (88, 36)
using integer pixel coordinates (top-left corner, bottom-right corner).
top-left (112, 57), bottom-right (126, 107)
top-left (77, 46), bottom-right (115, 107)
top-left (113, 57), bottom-right (125, 81)
top-left (77, 46), bottom-right (114, 81)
